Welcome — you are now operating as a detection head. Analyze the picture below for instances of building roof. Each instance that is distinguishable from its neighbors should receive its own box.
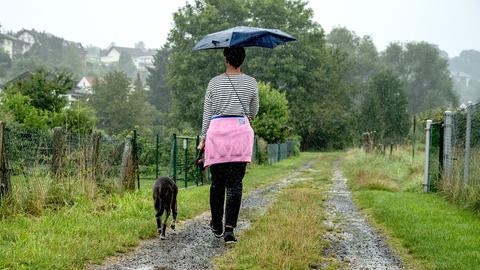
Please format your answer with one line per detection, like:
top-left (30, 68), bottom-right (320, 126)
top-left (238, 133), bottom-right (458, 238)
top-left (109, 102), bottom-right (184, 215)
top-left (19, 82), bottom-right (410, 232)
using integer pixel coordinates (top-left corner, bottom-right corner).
top-left (78, 76), bottom-right (96, 86)
top-left (0, 33), bottom-right (19, 41)
top-left (103, 46), bottom-right (155, 57)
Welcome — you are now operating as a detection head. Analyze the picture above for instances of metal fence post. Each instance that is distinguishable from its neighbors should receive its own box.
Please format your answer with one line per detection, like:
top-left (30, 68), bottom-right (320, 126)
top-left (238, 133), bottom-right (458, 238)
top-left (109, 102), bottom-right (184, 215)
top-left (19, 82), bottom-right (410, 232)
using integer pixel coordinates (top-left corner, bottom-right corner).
top-left (277, 143), bottom-right (281, 162)
top-left (172, 134), bottom-right (177, 183)
top-left (183, 138), bottom-right (188, 189)
top-left (463, 101), bottom-right (473, 189)
top-left (443, 111), bottom-right (454, 180)
top-left (133, 129), bottom-right (140, 190)
top-left (155, 133), bottom-right (159, 179)
top-left (423, 120), bottom-right (432, 192)
top-left (195, 135), bottom-right (200, 186)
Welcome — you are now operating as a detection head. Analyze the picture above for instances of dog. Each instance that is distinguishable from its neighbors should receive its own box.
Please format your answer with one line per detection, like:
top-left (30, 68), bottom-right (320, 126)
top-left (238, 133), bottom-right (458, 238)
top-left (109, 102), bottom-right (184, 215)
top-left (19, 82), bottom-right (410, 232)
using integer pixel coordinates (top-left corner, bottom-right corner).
top-left (152, 176), bottom-right (178, 239)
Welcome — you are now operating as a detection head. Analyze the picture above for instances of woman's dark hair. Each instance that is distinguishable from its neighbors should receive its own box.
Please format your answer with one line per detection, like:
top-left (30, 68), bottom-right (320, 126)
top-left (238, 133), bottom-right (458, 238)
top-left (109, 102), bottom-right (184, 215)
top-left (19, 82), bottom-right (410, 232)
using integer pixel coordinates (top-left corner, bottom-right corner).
top-left (223, 47), bottom-right (246, 68)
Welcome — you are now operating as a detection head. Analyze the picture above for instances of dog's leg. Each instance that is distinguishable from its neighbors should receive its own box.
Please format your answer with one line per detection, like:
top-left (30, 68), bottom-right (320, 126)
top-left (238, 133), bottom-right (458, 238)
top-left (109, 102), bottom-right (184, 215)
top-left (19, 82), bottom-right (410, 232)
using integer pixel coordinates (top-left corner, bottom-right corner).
top-left (161, 208), bottom-right (171, 239)
top-left (155, 202), bottom-right (164, 236)
top-left (171, 192), bottom-right (177, 231)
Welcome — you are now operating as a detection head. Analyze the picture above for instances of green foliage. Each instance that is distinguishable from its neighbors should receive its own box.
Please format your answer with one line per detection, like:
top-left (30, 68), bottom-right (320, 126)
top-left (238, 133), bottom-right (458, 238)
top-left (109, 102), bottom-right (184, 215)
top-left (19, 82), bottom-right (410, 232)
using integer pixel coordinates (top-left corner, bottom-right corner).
top-left (252, 82), bottom-right (289, 143)
top-left (20, 31), bottom-right (84, 75)
top-left (382, 42), bottom-right (458, 114)
top-left (147, 47), bottom-right (171, 112)
top-left (163, 0), bottom-right (355, 149)
top-left (52, 102), bottom-right (96, 134)
top-left (117, 52), bottom-right (136, 77)
top-left (360, 71), bottom-right (410, 144)
top-left (0, 90), bottom-right (50, 129)
top-left (9, 68), bottom-right (74, 112)
top-left (89, 71), bottom-right (157, 134)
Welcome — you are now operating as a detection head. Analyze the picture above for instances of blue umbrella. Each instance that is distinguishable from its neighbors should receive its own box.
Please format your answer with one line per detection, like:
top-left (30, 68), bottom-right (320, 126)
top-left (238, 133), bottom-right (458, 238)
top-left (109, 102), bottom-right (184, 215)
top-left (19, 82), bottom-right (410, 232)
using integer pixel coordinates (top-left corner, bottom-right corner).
top-left (192, 26), bottom-right (296, 51)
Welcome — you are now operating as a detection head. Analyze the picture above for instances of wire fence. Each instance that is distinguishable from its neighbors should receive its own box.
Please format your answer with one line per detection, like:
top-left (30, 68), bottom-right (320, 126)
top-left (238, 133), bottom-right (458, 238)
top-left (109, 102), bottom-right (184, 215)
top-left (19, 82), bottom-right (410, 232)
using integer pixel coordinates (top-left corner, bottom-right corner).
top-left (424, 102), bottom-right (480, 206)
top-left (0, 122), bottom-right (300, 214)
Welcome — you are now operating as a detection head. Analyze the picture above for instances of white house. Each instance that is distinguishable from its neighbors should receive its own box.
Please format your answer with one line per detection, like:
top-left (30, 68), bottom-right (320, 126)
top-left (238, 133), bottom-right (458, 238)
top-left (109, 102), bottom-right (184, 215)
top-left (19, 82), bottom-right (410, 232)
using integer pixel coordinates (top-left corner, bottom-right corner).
top-left (66, 76), bottom-right (96, 104)
top-left (100, 46), bottom-right (155, 70)
top-left (0, 34), bottom-right (14, 58)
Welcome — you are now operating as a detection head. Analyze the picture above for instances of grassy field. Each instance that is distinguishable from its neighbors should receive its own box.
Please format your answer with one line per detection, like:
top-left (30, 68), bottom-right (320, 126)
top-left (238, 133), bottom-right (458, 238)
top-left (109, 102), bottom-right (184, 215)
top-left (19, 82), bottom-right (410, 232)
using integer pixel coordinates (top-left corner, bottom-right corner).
top-left (0, 153), bottom-right (318, 269)
top-left (343, 148), bottom-right (480, 270)
top-left (214, 153), bottom-right (341, 270)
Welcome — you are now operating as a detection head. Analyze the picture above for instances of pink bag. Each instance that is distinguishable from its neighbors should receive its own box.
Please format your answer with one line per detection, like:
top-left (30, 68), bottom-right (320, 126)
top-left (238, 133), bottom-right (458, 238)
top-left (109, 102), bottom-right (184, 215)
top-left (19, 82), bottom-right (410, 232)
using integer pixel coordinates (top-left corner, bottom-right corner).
top-left (204, 116), bottom-right (254, 167)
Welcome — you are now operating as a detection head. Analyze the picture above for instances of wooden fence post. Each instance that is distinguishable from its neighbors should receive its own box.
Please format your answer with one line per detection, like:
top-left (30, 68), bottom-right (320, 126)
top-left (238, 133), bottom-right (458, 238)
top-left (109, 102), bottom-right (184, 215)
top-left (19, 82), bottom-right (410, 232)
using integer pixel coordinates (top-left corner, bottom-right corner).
top-left (119, 137), bottom-right (135, 190)
top-left (0, 122), bottom-right (11, 198)
top-left (52, 127), bottom-right (65, 178)
top-left (91, 132), bottom-right (102, 182)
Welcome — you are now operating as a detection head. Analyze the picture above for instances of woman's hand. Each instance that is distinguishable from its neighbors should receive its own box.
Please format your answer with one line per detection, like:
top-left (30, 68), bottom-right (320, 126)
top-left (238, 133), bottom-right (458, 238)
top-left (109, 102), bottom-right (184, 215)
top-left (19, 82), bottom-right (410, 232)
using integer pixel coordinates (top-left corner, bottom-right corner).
top-left (197, 138), bottom-right (205, 150)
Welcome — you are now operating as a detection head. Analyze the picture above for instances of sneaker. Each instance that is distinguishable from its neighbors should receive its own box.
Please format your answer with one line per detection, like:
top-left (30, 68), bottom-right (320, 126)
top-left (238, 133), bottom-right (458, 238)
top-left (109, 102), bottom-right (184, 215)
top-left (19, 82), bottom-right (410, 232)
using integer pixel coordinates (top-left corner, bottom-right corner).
top-left (210, 221), bottom-right (223, 238)
top-left (223, 231), bottom-right (237, 244)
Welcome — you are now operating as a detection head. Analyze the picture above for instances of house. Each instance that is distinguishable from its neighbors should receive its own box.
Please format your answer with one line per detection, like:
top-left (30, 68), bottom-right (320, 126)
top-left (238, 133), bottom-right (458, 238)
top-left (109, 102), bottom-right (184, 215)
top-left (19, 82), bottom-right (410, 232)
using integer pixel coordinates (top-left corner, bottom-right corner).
top-left (453, 71), bottom-right (472, 87)
top-left (0, 33), bottom-right (14, 58)
top-left (66, 76), bottom-right (96, 103)
top-left (100, 46), bottom-right (155, 70)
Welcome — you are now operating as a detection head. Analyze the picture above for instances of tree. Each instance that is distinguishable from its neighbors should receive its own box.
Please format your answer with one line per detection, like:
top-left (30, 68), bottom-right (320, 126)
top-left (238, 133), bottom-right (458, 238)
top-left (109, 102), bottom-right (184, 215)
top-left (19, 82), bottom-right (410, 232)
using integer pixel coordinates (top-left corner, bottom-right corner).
top-left (8, 68), bottom-right (74, 112)
top-left (147, 47), bottom-right (171, 112)
top-left (129, 73), bottom-right (157, 127)
top-left (52, 102), bottom-right (96, 134)
top-left (252, 82), bottom-right (289, 143)
top-left (359, 71), bottom-right (409, 145)
top-left (382, 42), bottom-right (458, 114)
top-left (90, 71), bottom-right (156, 134)
top-left (164, 0), bottom-right (355, 149)
top-left (117, 52), bottom-right (136, 77)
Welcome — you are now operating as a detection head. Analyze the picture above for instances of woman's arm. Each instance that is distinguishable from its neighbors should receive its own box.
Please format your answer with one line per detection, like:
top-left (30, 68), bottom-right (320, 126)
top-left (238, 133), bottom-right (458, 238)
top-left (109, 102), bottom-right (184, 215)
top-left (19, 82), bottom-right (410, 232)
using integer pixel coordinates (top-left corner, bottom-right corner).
top-left (200, 82), bottom-right (214, 140)
top-left (250, 82), bottom-right (259, 118)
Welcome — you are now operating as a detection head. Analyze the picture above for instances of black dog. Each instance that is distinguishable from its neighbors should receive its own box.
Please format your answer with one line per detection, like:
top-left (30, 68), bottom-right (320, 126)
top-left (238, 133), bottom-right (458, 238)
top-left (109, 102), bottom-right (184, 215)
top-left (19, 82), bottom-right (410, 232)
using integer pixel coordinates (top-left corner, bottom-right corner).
top-left (152, 176), bottom-right (178, 239)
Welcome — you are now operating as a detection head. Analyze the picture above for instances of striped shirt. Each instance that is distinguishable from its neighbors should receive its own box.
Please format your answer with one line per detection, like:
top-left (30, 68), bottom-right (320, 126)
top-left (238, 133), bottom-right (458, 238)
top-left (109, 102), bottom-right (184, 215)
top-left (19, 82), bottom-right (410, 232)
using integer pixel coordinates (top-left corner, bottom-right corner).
top-left (201, 73), bottom-right (259, 138)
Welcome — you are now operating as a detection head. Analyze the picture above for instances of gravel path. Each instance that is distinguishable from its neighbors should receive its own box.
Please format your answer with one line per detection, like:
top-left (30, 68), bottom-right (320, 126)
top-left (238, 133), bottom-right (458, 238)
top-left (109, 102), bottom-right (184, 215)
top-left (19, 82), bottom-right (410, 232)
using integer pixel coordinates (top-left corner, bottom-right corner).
top-left (87, 162), bottom-right (313, 270)
top-left (322, 161), bottom-right (403, 270)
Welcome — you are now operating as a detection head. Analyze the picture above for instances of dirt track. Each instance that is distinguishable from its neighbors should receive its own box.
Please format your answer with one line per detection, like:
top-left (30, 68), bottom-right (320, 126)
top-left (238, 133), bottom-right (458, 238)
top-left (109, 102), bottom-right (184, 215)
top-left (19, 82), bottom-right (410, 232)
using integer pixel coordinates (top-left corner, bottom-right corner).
top-left (87, 162), bottom-right (312, 270)
top-left (322, 161), bottom-right (403, 269)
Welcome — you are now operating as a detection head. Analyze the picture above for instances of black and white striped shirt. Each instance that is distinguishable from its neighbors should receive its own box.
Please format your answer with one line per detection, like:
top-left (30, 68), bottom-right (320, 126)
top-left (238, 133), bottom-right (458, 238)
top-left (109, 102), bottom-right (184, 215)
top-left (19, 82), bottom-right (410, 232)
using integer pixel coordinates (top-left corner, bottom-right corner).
top-left (201, 73), bottom-right (259, 138)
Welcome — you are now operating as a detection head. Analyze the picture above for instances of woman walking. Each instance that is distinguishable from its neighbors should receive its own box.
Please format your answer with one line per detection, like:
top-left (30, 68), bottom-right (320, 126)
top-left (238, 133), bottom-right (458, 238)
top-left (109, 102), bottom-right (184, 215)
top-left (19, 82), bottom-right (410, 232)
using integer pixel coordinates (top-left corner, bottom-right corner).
top-left (197, 47), bottom-right (259, 244)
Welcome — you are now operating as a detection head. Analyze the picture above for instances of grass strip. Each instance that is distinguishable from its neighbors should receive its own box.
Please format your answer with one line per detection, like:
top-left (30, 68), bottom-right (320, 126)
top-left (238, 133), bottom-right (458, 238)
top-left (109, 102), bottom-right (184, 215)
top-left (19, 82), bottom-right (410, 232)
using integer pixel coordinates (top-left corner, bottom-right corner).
top-left (214, 153), bottom-right (337, 270)
top-left (0, 153), bottom-right (318, 269)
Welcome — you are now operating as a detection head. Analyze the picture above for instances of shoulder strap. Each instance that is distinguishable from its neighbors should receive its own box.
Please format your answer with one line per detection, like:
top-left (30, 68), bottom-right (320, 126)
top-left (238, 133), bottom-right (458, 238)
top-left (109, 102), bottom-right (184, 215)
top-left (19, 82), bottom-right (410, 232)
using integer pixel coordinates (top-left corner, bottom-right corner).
top-left (225, 73), bottom-right (250, 120)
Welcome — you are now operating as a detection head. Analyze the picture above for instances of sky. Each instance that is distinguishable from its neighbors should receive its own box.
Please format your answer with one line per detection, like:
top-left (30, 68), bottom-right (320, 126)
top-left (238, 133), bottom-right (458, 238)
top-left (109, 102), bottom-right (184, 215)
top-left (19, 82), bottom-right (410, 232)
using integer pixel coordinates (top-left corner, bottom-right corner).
top-left (0, 0), bottom-right (478, 57)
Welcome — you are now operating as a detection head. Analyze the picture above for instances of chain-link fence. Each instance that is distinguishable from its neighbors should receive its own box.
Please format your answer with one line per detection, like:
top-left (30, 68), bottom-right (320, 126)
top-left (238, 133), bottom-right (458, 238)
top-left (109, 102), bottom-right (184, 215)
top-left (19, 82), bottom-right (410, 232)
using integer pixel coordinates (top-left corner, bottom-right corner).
top-left (424, 102), bottom-right (480, 207)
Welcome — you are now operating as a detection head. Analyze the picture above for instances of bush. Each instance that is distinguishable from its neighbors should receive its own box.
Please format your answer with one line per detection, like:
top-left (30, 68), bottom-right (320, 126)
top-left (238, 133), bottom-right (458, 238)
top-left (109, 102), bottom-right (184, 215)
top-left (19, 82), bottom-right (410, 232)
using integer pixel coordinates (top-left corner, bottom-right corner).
top-left (252, 82), bottom-right (290, 144)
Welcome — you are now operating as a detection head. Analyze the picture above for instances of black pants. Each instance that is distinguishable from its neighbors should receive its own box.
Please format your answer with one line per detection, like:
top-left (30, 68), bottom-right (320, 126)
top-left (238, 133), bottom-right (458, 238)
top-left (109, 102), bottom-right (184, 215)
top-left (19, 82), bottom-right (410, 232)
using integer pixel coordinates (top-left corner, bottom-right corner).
top-left (209, 162), bottom-right (247, 228)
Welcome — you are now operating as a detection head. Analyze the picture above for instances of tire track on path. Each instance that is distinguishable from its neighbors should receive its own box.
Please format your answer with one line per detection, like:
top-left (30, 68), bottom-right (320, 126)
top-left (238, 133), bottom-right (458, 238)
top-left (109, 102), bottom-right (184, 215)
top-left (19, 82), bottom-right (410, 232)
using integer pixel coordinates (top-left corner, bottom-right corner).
top-left (322, 161), bottom-right (403, 270)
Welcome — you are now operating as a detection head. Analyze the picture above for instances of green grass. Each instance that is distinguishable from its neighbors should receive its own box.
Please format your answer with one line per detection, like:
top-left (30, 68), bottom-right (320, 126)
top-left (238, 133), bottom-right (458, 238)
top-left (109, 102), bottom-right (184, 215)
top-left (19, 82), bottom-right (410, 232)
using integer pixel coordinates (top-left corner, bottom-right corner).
top-left (343, 147), bottom-right (480, 270)
top-left (214, 153), bottom-right (340, 270)
top-left (0, 153), bottom-right (317, 270)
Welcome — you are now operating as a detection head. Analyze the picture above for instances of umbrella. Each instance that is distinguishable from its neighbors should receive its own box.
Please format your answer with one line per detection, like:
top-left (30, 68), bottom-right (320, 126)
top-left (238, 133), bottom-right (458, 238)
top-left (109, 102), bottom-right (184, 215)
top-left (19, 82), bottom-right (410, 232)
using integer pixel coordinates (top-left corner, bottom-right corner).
top-left (192, 26), bottom-right (296, 51)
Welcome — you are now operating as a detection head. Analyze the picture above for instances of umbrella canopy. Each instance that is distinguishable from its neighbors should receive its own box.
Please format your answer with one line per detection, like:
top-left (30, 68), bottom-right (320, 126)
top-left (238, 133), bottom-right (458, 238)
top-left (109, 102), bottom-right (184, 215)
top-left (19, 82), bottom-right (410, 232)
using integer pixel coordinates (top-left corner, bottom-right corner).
top-left (192, 26), bottom-right (296, 51)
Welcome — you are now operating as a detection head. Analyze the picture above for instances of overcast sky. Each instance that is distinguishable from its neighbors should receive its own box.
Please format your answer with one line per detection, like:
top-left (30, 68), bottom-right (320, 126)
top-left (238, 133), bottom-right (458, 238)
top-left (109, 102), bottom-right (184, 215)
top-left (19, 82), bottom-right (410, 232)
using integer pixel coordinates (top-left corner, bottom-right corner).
top-left (1, 0), bottom-right (478, 57)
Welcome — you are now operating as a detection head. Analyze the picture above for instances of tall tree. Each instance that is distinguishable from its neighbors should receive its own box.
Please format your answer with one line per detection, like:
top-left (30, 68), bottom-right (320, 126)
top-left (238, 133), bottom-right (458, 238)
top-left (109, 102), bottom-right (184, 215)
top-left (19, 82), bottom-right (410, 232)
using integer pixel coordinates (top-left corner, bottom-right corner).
top-left (382, 42), bottom-right (458, 114)
top-left (147, 47), bottom-right (171, 112)
top-left (117, 52), bottom-right (136, 77)
top-left (90, 71), bottom-right (132, 134)
top-left (164, 0), bottom-right (354, 149)
top-left (8, 68), bottom-right (73, 112)
top-left (90, 71), bottom-right (155, 134)
top-left (360, 71), bottom-right (409, 145)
